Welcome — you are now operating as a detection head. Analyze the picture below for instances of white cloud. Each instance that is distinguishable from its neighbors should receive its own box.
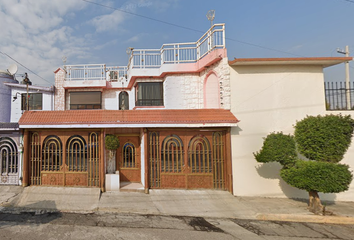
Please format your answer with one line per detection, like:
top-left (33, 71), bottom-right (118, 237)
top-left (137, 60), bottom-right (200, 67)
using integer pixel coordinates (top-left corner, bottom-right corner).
top-left (0, 0), bottom-right (87, 86)
top-left (89, 0), bottom-right (179, 33)
top-left (91, 10), bottom-right (126, 33)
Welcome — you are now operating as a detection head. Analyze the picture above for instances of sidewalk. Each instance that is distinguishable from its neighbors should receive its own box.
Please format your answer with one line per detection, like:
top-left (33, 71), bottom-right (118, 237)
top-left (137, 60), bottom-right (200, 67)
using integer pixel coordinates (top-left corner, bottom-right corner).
top-left (0, 186), bottom-right (354, 224)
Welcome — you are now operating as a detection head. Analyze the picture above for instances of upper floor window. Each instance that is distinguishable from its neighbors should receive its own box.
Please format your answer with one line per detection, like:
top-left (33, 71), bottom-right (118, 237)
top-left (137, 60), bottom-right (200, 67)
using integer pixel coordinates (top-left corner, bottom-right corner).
top-left (136, 82), bottom-right (163, 106)
top-left (21, 93), bottom-right (42, 110)
top-left (70, 91), bottom-right (101, 110)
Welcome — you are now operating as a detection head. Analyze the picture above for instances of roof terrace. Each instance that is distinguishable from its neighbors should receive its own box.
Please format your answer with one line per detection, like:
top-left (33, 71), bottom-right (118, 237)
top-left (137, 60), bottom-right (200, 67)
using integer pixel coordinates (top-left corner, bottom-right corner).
top-left (63, 24), bottom-right (225, 86)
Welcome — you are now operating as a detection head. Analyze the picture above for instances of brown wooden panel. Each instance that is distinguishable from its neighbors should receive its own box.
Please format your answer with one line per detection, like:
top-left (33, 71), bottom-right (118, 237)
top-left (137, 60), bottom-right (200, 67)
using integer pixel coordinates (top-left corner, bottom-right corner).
top-left (160, 174), bottom-right (186, 188)
top-left (187, 174), bottom-right (213, 189)
top-left (41, 172), bottom-right (64, 186)
top-left (65, 172), bottom-right (88, 186)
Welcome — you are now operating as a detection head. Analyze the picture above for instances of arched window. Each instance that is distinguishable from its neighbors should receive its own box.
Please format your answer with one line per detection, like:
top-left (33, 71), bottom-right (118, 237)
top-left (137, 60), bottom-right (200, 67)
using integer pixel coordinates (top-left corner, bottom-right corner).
top-left (42, 136), bottom-right (62, 171)
top-left (66, 135), bottom-right (87, 172)
top-left (161, 134), bottom-right (183, 173)
top-left (119, 91), bottom-right (129, 110)
top-left (122, 142), bottom-right (136, 168)
top-left (0, 137), bottom-right (18, 174)
top-left (204, 72), bottom-right (220, 108)
top-left (188, 135), bottom-right (212, 173)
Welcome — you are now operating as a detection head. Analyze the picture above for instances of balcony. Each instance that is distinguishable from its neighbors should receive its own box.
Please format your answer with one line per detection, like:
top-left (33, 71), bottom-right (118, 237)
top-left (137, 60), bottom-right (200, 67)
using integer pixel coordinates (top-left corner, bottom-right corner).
top-left (63, 24), bottom-right (226, 86)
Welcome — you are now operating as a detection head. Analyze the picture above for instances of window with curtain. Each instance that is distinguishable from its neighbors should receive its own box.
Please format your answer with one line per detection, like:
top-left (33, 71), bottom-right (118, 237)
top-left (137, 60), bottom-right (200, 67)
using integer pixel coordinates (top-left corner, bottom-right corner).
top-left (136, 82), bottom-right (163, 106)
top-left (21, 93), bottom-right (42, 110)
top-left (70, 91), bottom-right (102, 109)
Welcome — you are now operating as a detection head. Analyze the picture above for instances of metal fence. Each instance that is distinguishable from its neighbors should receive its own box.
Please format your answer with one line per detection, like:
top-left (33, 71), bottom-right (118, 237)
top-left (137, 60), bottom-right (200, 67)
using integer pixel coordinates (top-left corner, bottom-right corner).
top-left (324, 81), bottom-right (353, 110)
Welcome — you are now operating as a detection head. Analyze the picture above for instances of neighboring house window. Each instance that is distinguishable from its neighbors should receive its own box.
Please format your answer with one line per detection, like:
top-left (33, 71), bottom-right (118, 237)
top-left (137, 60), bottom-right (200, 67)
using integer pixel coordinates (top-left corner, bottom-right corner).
top-left (21, 93), bottom-right (42, 110)
top-left (70, 91), bottom-right (101, 109)
top-left (119, 91), bottom-right (129, 110)
top-left (136, 82), bottom-right (163, 106)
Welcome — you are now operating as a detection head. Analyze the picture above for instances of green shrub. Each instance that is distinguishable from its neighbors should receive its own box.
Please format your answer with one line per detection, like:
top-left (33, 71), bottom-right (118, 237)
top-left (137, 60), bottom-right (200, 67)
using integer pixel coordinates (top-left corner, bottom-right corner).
top-left (280, 160), bottom-right (353, 193)
top-left (253, 132), bottom-right (297, 168)
top-left (294, 115), bottom-right (354, 163)
top-left (105, 134), bottom-right (120, 150)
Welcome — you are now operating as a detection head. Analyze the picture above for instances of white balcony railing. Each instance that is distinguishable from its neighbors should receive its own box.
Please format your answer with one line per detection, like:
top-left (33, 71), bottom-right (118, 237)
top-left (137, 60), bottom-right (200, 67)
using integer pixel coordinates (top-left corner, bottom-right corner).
top-left (64, 24), bottom-right (225, 81)
top-left (65, 65), bottom-right (127, 82)
top-left (65, 64), bottom-right (106, 81)
top-left (128, 23), bottom-right (225, 69)
top-left (106, 66), bottom-right (128, 81)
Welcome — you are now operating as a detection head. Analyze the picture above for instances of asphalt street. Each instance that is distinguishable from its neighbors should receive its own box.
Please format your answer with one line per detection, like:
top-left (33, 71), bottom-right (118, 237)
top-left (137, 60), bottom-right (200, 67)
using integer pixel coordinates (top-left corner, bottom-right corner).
top-left (0, 211), bottom-right (354, 240)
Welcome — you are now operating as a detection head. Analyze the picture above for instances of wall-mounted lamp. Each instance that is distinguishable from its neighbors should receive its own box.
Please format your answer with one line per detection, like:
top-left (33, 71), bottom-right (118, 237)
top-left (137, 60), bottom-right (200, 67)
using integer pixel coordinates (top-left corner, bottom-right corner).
top-left (13, 92), bottom-right (21, 102)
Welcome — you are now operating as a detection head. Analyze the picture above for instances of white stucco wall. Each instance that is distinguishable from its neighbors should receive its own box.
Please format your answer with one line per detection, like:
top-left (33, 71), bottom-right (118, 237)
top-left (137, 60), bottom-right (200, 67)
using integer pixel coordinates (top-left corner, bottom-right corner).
top-left (229, 64), bottom-right (348, 201)
top-left (10, 88), bottom-right (54, 122)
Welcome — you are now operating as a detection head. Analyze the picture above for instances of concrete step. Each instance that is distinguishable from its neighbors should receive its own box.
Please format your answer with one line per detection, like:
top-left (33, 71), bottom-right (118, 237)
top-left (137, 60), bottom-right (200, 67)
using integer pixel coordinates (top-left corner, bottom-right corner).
top-left (120, 182), bottom-right (144, 193)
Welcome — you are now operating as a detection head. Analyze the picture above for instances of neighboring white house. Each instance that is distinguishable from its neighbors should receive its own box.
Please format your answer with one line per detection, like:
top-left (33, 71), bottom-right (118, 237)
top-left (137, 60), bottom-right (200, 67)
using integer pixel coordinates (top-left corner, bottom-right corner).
top-left (4, 83), bottom-right (54, 123)
top-left (229, 57), bottom-right (354, 202)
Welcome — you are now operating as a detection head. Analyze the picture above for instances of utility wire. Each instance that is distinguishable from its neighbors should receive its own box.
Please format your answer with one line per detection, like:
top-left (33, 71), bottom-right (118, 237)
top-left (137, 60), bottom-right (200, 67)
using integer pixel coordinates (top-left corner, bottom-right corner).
top-left (82, 0), bottom-right (305, 57)
top-left (341, 0), bottom-right (354, 4)
top-left (0, 51), bottom-right (52, 85)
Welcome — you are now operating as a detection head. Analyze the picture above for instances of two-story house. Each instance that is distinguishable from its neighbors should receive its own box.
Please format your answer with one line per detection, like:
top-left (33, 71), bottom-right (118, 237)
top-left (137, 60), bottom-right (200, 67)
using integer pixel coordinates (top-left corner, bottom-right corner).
top-left (18, 24), bottom-right (239, 193)
top-left (17, 23), bottom-right (354, 202)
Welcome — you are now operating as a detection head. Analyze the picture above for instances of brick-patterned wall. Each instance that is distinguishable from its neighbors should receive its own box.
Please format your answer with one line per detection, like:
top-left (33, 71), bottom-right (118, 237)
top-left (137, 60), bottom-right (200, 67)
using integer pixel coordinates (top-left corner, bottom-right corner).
top-left (54, 69), bottom-right (65, 111)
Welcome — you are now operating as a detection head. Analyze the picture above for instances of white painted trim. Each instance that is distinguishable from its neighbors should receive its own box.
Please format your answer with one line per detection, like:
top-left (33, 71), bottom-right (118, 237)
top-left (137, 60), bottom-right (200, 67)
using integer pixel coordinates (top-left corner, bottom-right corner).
top-left (19, 123), bottom-right (238, 129)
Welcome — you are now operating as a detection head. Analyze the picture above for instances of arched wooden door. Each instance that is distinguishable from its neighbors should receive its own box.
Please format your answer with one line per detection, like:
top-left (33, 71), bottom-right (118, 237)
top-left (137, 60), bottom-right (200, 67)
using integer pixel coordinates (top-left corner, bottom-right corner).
top-left (117, 136), bottom-right (141, 182)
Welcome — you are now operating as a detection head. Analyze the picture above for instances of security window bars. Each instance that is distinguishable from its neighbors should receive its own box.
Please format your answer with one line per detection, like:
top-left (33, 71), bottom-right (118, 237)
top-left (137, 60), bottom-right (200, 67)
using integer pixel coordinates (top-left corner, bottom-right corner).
top-left (188, 135), bottom-right (212, 173)
top-left (136, 82), bottom-right (163, 106)
top-left (161, 134), bottom-right (183, 173)
top-left (122, 143), bottom-right (136, 168)
top-left (42, 136), bottom-right (62, 171)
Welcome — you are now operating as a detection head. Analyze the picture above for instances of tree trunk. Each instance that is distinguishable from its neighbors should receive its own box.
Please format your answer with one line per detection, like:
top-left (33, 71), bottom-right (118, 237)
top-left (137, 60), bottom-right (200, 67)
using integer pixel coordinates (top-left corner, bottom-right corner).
top-left (308, 191), bottom-right (324, 215)
top-left (106, 150), bottom-right (116, 174)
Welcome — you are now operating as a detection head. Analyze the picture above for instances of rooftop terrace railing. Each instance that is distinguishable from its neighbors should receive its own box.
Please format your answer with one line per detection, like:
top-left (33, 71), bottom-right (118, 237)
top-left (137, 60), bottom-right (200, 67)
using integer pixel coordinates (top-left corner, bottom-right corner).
top-left (64, 65), bottom-right (127, 81)
top-left (128, 23), bottom-right (225, 69)
top-left (65, 64), bottom-right (106, 81)
top-left (64, 24), bottom-right (225, 81)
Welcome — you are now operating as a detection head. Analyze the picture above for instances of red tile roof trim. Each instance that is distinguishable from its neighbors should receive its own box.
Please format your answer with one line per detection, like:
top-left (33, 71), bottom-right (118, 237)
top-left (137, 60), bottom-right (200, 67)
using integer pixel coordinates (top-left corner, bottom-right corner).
top-left (19, 109), bottom-right (239, 126)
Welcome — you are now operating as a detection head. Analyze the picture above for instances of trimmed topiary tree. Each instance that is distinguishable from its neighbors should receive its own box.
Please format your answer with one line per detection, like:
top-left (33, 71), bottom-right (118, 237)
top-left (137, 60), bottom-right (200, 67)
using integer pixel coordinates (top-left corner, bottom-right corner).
top-left (254, 114), bottom-right (354, 215)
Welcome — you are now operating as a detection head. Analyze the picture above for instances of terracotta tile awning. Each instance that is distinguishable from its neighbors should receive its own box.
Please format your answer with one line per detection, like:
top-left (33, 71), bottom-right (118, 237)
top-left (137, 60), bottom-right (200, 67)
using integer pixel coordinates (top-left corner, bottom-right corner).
top-left (19, 109), bottom-right (239, 127)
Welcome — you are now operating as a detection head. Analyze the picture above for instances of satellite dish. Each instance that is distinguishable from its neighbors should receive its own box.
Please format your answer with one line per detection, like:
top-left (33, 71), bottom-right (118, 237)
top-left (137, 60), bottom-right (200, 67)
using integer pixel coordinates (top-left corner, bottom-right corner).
top-left (206, 10), bottom-right (215, 21)
top-left (7, 64), bottom-right (18, 75)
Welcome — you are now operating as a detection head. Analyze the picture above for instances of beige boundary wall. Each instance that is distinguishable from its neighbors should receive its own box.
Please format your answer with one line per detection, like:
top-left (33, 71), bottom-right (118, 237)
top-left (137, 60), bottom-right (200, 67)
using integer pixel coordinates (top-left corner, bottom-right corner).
top-left (230, 64), bottom-right (354, 202)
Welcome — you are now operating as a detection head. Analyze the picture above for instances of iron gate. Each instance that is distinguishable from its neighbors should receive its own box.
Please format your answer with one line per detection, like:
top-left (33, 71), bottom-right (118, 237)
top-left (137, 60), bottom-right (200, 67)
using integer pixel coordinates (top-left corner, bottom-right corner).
top-left (30, 132), bottom-right (100, 187)
top-left (0, 137), bottom-right (19, 185)
top-left (149, 131), bottom-right (225, 189)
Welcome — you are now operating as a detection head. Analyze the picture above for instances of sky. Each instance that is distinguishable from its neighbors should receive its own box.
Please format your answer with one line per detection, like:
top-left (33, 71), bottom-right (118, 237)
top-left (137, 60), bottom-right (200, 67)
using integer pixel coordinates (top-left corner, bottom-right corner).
top-left (0, 0), bottom-right (354, 86)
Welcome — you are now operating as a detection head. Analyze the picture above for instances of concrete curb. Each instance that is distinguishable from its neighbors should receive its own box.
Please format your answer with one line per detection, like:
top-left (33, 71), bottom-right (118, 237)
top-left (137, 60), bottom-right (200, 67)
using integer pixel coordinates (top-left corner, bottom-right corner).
top-left (257, 213), bottom-right (354, 225)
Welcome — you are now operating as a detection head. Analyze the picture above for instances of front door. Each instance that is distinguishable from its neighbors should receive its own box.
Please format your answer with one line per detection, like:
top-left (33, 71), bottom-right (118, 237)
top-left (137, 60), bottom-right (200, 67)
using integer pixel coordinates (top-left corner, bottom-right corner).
top-left (117, 136), bottom-right (141, 182)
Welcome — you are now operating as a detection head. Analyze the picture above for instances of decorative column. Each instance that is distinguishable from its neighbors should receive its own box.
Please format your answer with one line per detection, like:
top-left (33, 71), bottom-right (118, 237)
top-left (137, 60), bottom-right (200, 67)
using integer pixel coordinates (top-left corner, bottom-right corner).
top-left (144, 128), bottom-right (149, 193)
top-left (22, 130), bottom-right (29, 187)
